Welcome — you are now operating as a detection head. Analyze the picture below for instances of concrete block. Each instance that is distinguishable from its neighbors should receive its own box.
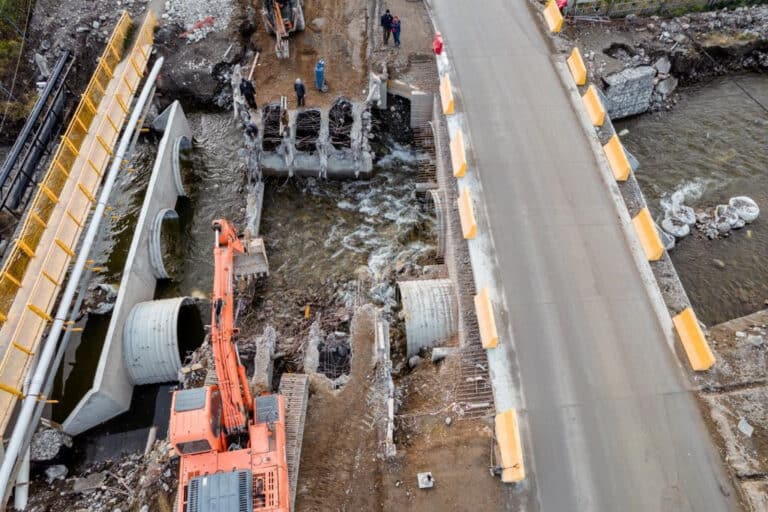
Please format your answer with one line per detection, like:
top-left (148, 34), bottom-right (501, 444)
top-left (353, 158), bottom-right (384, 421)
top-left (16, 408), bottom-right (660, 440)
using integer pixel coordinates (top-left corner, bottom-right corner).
top-left (603, 66), bottom-right (656, 119)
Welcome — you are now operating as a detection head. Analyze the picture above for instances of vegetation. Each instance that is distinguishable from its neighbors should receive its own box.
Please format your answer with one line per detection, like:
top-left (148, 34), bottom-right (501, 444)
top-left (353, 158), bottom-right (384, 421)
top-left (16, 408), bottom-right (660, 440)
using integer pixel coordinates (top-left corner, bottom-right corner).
top-left (0, 0), bottom-right (36, 139)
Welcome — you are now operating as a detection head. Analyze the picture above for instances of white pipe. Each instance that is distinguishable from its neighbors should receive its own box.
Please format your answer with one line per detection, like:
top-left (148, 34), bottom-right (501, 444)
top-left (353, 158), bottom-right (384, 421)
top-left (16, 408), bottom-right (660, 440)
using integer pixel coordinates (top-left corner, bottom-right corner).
top-left (0, 57), bottom-right (165, 503)
top-left (12, 448), bottom-right (28, 510)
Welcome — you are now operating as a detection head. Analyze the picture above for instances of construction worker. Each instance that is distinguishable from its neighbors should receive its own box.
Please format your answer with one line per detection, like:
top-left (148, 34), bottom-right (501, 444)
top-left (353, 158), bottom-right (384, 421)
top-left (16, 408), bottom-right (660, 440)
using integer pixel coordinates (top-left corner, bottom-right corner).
top-left (240, 78), bottom-right (257, 110)
top-left (294, 78), bottom-right (306, 107)
top-left (380, 9), bottom-right (393, 45)
top-left (432, 32), bottom-right (443, 55)
top-left (392, 16), bottom-right (401, 48)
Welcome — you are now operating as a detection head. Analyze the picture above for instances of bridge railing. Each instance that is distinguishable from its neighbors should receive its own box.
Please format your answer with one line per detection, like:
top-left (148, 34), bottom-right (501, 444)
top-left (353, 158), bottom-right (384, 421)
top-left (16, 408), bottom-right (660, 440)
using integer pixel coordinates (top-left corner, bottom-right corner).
top-left (0, 10), bottom-right (156, 430)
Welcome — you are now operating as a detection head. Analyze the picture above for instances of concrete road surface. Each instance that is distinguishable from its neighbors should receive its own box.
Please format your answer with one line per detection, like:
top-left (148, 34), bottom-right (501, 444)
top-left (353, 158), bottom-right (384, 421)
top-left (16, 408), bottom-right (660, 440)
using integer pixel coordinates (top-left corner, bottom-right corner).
top-left (431, 2), bottom-right (741, 511)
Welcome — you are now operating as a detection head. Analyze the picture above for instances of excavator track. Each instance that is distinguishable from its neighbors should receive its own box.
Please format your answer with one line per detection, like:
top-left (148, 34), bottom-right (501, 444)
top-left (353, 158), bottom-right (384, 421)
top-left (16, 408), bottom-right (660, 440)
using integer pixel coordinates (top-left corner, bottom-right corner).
top-left (279, 373), bottom-right (309, 511)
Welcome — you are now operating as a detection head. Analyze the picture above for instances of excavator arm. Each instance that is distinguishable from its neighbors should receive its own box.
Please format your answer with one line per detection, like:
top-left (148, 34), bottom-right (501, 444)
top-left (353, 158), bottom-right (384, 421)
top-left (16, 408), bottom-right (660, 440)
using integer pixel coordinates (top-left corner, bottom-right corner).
top-left (211, 219), bottom-right (254, 434)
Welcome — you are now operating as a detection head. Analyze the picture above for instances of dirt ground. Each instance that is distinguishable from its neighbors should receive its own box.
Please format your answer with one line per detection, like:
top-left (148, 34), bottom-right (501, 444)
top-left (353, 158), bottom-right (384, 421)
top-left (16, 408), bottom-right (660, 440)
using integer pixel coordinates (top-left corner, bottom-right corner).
top-left (295, 306), bottom-right (517, 512)
top-left (251, 0), bottom-right (369, 107)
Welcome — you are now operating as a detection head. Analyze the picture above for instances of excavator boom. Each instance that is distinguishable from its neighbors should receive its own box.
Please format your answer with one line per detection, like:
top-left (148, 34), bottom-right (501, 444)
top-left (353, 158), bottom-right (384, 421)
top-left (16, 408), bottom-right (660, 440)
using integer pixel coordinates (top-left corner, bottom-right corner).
top-left (169, 218), bottom-right (306, 512)
top-left (211, 219), bottom-right (253, 433)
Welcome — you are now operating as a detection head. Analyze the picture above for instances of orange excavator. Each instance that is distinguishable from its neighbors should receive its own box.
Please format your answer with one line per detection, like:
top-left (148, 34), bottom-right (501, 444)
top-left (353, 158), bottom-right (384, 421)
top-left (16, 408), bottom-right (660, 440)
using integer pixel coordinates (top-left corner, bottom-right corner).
top-left (169, 219), bottom-right (307, 511)
top-left (261, 0), bottom-right (305, 59)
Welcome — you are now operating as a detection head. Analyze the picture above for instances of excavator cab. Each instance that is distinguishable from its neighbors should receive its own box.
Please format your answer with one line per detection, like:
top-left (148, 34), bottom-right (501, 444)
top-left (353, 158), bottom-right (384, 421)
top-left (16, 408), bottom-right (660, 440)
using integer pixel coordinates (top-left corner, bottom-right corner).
top-left (169, 386), bottom-right (225, 455)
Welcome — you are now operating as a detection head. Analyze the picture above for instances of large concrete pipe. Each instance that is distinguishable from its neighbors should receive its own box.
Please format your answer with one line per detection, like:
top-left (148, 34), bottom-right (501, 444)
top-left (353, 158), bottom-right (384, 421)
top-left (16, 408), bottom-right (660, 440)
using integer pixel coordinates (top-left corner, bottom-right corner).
top-left (123, 297), bottom-right (203, 385)
top-left (398, 278), bottom-right (458, 357)
top-left (172, 135), bottom-right (191, 196)
top-left (149, 208), bottom-right (178, 279)
top-left (426, 189), bottom-right (446, 258)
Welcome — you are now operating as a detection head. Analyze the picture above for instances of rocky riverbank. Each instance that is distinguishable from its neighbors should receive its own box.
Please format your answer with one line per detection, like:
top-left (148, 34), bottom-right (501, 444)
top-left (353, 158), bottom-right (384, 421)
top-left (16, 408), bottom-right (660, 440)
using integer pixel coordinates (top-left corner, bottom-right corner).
top-left (558, 5), bottom-right (768, 117)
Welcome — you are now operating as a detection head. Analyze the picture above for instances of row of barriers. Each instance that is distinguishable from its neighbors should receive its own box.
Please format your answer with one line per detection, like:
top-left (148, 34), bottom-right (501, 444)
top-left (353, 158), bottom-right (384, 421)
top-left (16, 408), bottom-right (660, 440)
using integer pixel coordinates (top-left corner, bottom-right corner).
top-left (562, 41), bottom-right (716, 371)
top-left (439, 61), bottom-right (525, 483)
top-left (0, 11), bottom-right (157, 432)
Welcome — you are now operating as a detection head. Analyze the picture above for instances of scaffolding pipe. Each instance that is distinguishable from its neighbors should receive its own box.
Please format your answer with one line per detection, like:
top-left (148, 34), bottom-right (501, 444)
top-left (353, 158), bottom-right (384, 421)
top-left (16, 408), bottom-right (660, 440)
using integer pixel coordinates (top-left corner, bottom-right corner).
top-left (0, 57), bottom-right (165, 505)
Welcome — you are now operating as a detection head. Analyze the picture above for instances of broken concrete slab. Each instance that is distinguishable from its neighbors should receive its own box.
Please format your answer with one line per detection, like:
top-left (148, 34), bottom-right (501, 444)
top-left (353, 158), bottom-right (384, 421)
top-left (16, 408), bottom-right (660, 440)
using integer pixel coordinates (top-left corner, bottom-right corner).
top-left (654, 56), bottom-right (671, 75)
top-left (603, 66), bottom-right (656, 119)
top-left (72, 471), bottom-right (107, 492)
top-left (656, 76), bottom-right (679, 97)
top-left (251, 326), bottom-right (277, 394)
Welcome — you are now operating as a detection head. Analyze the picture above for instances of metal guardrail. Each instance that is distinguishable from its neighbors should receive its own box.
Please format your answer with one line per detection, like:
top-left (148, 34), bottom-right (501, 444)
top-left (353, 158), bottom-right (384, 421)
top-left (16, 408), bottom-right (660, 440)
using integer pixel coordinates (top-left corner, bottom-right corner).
top-left (568, 0), bottom-right (721, 17)
top-left (0, 10), bottom-right (156, 432)
top-left (0, 50), bottom-right (73, 218)
top-left (0, 12), bottom-right (131, 323)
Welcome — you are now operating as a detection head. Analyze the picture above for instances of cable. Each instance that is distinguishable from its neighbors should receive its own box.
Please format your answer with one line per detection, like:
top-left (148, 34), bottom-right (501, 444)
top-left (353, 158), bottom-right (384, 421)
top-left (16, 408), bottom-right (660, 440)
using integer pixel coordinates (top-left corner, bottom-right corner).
top-left (0, 0), bottom-right (34, 135)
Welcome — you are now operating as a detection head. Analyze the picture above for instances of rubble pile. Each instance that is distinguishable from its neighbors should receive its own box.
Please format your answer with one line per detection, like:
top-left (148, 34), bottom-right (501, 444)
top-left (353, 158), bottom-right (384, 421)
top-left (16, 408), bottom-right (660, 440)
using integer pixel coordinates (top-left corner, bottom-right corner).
top-left (567, 5), bottom-right (768, 117)
top-left (162, 0), bottom-right (235, 43)
top-left (27, 439), bottom-right (177, 512)
top-left (659, 192), bottom-right (759, 246)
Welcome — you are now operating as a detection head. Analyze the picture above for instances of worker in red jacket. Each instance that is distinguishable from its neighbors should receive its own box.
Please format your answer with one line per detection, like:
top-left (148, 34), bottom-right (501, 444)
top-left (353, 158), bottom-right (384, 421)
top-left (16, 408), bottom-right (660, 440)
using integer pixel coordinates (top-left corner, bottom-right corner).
top-left (432, 32), bottom-right (443, 55)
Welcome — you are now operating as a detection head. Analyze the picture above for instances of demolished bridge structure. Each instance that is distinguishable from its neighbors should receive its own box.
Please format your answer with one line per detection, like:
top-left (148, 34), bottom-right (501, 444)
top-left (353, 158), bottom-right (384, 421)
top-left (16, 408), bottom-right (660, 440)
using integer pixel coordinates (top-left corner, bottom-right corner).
top-left (251, 97), bottom-right (374, 178)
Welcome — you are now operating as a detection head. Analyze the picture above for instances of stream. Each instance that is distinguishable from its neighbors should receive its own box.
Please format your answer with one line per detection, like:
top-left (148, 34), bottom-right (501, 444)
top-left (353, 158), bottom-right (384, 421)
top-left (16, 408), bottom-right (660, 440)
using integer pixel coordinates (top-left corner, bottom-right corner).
top-left (617, 74), bottom-right (768, 326)
top-left (52, 108), bottom-right (435, 462)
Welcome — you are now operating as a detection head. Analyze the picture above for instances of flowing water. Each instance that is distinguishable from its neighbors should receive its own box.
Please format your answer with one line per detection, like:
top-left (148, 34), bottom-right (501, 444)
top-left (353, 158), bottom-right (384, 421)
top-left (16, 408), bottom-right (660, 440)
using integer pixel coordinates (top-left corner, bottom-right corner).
top-left (54, 108), bottom-right (434, 461)
top-left (616, 74), bottom-right (768, 326)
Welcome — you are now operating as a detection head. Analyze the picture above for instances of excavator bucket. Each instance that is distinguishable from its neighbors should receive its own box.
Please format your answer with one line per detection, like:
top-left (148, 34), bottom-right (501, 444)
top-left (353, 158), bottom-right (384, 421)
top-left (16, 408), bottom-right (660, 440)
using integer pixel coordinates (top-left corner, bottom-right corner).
top-left (234, 236), bottom-right (269, 283)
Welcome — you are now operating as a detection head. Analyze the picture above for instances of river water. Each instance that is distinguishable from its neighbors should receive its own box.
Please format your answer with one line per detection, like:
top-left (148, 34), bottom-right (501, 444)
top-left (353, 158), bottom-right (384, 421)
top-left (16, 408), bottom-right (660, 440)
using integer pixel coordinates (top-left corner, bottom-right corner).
top-left (54, 109), bottom-right (435, 461)
top-left (616, 74), bottom-right (768, 326)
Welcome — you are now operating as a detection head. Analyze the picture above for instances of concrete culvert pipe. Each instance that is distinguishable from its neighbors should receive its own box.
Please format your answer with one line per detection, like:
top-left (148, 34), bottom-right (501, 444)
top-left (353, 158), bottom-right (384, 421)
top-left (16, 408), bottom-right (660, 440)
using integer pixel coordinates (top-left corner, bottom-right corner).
top-left (397, 278), bottom-right (457, 357)
top-left (172, 135), bottom-right (191, 196)
top-left (123, 297), bottom-right (205, 385)
top-left (149, 208), bottom-right (179, 279)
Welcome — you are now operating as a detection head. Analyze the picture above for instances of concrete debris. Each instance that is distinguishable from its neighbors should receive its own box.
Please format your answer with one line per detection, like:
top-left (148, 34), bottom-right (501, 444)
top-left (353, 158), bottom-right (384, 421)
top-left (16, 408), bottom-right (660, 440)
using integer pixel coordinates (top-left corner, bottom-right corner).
top-left (712, 259), bottom-right (726, 269)
top-left (251, 325), bottom-right (277, 395)
top-left (738, 417), bottom-right (754, 438)
top-left (431, 346), bottom-right (457, 364)
top-left (445, 416), bottom-right (452, 426)
top-left (658, 194), bottom-right (759, 243)
top-left (408, 355), bottom-right (424, 369)
top-left (72, 471), bottom-right (107, 492)
top-left (603, 66), bottom-right (656, 119)
top-left (30, 428), bottom-right (72, 462)
top-left (417, 472), bottom-right (435, 489)
top-left (655, 76), bottom-right (678, 97)
top-left (34, 53), bottom-right (50, 78)
top-left (653, 56), bottom-right (671, 75)
top-left (164, 0), bottom-right (234, 43)
top-left (748, 334), bottom-right (765, 347)
top-left (730, 196), bottom-right (760, 223)
top-left (45, 465), bottom-right (68, 484)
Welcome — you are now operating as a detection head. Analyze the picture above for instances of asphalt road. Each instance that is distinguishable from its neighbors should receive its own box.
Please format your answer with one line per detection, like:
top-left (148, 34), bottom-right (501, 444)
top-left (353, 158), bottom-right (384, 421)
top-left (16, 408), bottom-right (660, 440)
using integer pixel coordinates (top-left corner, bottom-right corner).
top-left (431, 2), bottom-right (741, 511)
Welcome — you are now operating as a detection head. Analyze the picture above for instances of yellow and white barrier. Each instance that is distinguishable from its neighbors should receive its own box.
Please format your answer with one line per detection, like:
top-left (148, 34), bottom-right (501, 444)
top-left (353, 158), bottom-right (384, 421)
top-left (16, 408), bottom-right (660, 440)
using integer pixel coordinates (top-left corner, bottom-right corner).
top-left (440, 74), bottom-right (455, 115)
top-left (567, 48), bottom-right (587, 86)
top-left (495, 409), bottom-right (525, 483)
top-left (631, 208), bottom-right (664, 261)
top-left (673, 308), bottom-right (716, 371)
top-left (450, 130), bottom-right (467, 178)
top-left (603, 134), bottom-right (631, 181)
top-left (543, 0), bottom-right (564, 33)
top-left (582, 85), bottom-right (606, 127)
top-left (474, 288), bottom-right (499, 349)
top-left (457, 187), bottom-right (477, 240)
